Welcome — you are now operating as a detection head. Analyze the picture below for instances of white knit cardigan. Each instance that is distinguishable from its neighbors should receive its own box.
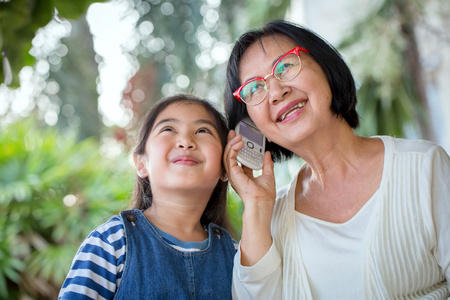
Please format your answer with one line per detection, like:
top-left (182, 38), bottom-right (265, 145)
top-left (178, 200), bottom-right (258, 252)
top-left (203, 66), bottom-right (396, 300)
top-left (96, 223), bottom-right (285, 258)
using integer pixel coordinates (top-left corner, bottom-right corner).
top-left (272, 136), bottom-right (449, 299)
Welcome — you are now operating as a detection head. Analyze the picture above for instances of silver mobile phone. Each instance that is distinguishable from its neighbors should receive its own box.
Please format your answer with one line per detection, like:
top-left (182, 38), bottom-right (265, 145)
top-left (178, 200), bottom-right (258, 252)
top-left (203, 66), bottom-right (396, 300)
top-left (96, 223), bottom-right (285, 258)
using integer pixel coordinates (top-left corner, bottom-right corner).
top-left (234, 117), bottom-right (266, 170)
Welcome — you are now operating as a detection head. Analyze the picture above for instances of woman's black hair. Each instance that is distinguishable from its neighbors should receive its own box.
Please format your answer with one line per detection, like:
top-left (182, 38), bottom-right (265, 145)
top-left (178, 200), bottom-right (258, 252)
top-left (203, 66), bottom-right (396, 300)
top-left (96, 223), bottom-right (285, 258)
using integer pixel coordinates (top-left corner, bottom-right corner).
top-left (224, 19), bottom-right (359, 161)
top-left (129, 94), bottom-right (233, 234)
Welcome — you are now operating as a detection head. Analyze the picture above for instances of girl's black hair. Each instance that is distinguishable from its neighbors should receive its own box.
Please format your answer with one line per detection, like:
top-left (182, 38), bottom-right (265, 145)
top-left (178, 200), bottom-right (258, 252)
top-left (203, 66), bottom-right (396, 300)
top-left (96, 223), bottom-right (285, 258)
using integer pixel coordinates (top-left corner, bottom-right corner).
top-left (224, 19), bottom-right (359, 161)
top-left (129, 94), bottom-right (233, 234)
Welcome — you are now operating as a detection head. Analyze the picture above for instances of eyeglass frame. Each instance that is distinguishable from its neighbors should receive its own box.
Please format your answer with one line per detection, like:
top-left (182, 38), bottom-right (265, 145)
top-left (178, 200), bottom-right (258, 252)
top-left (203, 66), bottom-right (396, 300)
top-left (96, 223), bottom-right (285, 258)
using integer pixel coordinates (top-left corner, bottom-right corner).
top-left (233, 46), bottom-right (311, 106)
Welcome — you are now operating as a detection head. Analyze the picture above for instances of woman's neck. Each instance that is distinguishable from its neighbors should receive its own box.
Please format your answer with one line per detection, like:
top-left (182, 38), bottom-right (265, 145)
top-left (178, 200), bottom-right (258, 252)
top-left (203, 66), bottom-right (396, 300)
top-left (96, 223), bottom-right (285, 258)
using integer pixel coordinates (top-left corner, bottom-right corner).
top-left (294, 131), bottom-right (385, 223)
top-left (290, 122), bottom-right (362, 181)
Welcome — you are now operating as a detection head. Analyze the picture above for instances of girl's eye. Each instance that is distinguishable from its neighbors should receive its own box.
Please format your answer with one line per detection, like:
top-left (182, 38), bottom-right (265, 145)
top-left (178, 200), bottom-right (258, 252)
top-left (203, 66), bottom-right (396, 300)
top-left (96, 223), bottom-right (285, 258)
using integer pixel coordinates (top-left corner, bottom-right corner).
top-left (160, 126), bottom-right (175, 133)
top-left (196, 127), bottom-right (212, 134)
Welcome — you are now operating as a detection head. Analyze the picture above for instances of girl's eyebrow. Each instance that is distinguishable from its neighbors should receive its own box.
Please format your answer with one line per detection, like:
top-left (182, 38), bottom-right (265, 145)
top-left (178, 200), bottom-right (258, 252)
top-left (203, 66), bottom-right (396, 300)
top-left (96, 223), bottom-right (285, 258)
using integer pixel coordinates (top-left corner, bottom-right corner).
top-left (153, 118), bottom-right (178, 130)
top-left (195, 119), bottom-right (216, 127)
top-left (153, 118), bottom-right (216, 129)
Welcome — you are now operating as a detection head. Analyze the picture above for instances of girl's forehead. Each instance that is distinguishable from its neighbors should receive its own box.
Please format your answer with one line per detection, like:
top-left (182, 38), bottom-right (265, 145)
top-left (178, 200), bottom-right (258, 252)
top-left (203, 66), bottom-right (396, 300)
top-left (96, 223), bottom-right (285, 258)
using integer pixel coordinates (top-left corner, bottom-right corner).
top-left (159, 102), bottom-right (207, 116)
top-left (152, 102), bottom-right (215, 126)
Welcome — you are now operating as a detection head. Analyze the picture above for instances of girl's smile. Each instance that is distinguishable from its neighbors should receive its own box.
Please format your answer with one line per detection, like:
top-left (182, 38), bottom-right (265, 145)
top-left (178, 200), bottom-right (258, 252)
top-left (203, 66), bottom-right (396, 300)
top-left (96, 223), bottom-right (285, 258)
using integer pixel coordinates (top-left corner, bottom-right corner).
top-left (171, 155), bottom-right (201, 165)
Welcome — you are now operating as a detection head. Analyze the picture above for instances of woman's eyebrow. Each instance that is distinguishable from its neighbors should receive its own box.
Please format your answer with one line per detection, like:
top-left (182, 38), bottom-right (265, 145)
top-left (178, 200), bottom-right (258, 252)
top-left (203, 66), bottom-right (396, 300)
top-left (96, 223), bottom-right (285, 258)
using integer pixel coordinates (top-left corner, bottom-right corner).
top-left (271, 53), bottom-right (284, 67)
top-left (241, 53), bottom-right (284, 83)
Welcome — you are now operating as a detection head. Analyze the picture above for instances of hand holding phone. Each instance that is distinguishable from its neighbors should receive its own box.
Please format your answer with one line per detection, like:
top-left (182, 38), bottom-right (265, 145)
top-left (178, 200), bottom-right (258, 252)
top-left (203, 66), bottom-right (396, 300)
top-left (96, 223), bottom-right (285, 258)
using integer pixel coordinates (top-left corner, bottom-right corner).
top-left (234, 117), bottom-right (266, 170)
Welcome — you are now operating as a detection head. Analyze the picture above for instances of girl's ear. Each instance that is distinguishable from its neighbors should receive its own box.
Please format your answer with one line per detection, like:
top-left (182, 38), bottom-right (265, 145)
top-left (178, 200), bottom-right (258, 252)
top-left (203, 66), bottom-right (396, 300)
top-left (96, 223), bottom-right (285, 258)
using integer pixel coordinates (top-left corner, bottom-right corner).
top-left (133, 154), bottom-right (149, 178)
top-left (220, 169), bottom-right (228, 182)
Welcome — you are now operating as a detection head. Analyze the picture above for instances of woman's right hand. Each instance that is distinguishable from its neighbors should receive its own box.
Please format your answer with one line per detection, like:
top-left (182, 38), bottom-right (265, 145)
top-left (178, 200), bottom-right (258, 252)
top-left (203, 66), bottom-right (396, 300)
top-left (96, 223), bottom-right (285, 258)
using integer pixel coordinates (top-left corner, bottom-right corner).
top-left (224, 130), bottom-right (276, 205)
top-left (224, 130), bottom-right (276, 266)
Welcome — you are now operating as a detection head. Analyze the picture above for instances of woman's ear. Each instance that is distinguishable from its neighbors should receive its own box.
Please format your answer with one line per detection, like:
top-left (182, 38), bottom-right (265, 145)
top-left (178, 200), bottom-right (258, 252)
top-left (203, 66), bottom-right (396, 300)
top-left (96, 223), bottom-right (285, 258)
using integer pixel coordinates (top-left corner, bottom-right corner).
top-left (133, 154), bottom-right (149, 178)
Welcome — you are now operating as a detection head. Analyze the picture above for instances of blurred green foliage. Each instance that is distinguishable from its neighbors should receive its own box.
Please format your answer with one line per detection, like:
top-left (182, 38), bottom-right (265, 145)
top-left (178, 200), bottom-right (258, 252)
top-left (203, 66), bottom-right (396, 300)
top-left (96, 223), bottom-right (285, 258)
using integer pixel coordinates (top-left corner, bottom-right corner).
top-left (339, 0), bottom-right (449, 139)
top-left (0, 0), bottom-right (106, 86)
top-left (0, 1), bottom-right (291, 298)
top-left (0, 119), bottom-right (133, 299)
top-left (5, 0), bottom-right (448, 298)
top-left (117, 0), bottom-right (291, 129)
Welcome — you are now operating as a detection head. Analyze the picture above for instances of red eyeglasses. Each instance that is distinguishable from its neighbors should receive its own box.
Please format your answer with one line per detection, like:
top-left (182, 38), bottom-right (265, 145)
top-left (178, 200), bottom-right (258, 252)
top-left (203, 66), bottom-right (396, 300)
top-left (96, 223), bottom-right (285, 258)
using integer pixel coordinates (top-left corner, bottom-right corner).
top-left (233, 46), bottom-right (310, 105)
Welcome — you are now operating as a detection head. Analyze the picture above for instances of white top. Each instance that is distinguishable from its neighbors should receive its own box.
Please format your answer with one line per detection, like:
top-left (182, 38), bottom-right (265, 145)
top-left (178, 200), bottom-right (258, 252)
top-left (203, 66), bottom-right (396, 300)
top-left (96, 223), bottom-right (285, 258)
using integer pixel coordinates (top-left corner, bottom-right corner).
top-left (295, 192), bottom-right (376, 299)
top-left (232, 136), bottom-right (450, 300)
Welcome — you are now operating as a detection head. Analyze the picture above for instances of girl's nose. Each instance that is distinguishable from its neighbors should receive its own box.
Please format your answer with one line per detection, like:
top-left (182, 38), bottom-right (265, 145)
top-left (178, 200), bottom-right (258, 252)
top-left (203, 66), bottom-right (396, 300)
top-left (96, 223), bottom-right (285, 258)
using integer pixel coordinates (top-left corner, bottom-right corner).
top-left (176, 137), bottom-right (196, 149)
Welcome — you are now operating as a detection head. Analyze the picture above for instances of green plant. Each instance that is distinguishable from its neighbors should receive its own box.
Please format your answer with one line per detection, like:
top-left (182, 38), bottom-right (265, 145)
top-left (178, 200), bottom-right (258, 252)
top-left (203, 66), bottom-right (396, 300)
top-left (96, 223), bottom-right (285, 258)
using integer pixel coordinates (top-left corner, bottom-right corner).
top-left (0, 118), bottom-right (133, 299)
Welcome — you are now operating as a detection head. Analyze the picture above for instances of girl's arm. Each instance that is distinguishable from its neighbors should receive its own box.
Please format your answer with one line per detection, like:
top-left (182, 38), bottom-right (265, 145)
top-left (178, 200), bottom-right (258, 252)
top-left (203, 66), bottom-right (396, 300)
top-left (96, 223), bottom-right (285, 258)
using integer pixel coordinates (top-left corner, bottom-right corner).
top-left (58, 219), bottom-right (125, 300)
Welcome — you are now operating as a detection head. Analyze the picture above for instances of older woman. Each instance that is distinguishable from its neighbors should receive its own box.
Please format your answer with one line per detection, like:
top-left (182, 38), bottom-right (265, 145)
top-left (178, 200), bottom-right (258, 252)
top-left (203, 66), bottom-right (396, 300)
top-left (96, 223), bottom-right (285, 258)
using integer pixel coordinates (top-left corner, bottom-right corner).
top-left (223, 20), bottom-right (450, 299)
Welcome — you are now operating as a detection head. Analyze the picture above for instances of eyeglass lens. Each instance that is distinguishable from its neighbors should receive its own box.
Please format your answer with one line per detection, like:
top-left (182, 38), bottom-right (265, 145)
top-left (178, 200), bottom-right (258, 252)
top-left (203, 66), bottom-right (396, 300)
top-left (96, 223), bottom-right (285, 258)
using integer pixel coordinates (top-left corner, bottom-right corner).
top-left (240, 53), bottom-right (301, 105)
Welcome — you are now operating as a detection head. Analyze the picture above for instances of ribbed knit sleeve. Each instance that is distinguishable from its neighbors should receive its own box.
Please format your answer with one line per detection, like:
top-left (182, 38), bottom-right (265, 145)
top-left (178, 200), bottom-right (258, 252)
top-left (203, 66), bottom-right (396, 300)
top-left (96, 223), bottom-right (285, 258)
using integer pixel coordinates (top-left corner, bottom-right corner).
top-left (363, 137), bottom-right (449, 299)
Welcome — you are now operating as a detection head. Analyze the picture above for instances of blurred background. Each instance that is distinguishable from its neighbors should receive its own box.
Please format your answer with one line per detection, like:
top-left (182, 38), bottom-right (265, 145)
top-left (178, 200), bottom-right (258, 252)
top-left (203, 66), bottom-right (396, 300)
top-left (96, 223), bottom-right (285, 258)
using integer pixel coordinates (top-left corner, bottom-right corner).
top-left (0, 0), bottom-right (449, 298)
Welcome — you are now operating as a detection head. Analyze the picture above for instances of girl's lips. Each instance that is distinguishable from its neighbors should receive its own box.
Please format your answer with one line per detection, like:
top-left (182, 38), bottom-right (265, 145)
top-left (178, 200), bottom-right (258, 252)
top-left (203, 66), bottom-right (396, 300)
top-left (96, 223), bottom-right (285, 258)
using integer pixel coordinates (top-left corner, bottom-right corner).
top-left (276, 100), bottom-right (307, 122)
top-left (172, 156), bottom-right (200, 165)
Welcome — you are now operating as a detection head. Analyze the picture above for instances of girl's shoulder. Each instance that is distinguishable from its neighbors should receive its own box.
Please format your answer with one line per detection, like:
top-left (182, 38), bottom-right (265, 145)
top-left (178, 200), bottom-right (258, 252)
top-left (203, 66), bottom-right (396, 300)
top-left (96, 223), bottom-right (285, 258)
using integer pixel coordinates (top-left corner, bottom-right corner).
top-left (80, 215), bottom-right (126, 254)
top-left (58, 216), bottom-right (126, 300)
top-left (95, 215), bottom-right (125, 234)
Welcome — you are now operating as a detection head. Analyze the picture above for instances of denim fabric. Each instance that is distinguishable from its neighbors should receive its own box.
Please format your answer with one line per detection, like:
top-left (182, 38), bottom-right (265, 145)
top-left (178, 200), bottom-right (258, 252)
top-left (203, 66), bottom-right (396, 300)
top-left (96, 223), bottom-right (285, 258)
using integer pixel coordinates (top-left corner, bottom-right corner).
top-left (114, 209), bottom-right (236, 300)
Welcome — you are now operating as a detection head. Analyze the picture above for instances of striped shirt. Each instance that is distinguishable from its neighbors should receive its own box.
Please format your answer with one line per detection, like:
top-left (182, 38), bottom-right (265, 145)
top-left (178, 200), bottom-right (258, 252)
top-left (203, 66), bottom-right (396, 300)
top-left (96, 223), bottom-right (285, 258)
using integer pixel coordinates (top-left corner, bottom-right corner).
top-left (59, 215), bottom-right (237, 300)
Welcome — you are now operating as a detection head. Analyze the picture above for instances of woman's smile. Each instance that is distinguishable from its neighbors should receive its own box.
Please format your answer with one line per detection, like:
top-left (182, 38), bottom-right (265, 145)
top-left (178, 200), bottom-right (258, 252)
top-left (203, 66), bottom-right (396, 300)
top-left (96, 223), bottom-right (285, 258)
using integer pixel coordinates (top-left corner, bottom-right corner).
top-left (276, 99), bottom-right (308, 123)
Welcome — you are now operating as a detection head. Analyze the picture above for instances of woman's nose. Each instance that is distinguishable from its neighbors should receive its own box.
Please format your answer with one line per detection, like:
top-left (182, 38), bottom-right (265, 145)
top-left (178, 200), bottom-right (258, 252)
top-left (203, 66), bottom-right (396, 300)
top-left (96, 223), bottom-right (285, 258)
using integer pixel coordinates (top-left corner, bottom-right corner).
top-left (266, 77), bottom-right (290, 105)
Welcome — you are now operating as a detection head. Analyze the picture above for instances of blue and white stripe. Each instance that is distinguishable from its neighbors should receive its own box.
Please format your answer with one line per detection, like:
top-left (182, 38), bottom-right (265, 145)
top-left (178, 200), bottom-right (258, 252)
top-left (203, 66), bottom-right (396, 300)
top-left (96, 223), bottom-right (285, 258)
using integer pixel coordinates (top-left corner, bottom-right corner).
top-left (59, 216), bottom-right (126, 300)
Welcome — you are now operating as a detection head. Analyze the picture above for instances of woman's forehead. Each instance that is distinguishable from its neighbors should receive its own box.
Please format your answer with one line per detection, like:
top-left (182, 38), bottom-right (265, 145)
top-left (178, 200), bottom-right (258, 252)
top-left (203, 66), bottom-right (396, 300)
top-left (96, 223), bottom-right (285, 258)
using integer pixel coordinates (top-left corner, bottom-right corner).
top-left (238, 36), bottom-right (297, 81)
top-left (246, 35), bottom-right (296, 59)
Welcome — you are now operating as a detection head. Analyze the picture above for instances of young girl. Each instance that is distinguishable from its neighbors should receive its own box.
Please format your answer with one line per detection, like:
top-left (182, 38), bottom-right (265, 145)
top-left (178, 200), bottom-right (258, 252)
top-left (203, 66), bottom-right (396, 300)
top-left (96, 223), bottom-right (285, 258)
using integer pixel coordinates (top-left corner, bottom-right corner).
top-left (59, 94), bottom-right (237, 300)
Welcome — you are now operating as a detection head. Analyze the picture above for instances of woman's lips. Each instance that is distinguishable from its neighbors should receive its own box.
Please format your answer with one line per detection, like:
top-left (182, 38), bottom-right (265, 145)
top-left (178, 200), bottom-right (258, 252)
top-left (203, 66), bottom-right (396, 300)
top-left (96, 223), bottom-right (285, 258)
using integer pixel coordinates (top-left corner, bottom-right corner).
top-left (276, 100), bottom-right (307, 122)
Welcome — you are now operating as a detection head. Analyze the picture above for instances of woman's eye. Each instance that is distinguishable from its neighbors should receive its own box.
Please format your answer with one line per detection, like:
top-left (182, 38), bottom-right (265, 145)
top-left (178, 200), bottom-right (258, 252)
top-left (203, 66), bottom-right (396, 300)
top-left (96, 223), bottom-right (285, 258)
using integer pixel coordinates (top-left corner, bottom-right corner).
top-left (278, 62), bottom-right (293, 73)
top-left (243, 81), bottom-right (264, 97)
top-left (250, 84), bottom-right (263, 94)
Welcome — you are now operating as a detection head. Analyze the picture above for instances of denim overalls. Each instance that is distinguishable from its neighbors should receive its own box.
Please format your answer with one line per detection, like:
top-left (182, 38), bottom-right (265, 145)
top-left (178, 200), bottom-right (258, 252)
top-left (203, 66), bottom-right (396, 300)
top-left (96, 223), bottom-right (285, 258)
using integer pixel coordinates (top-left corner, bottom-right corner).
top-left (114, 209), bottom-right (236, 300)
